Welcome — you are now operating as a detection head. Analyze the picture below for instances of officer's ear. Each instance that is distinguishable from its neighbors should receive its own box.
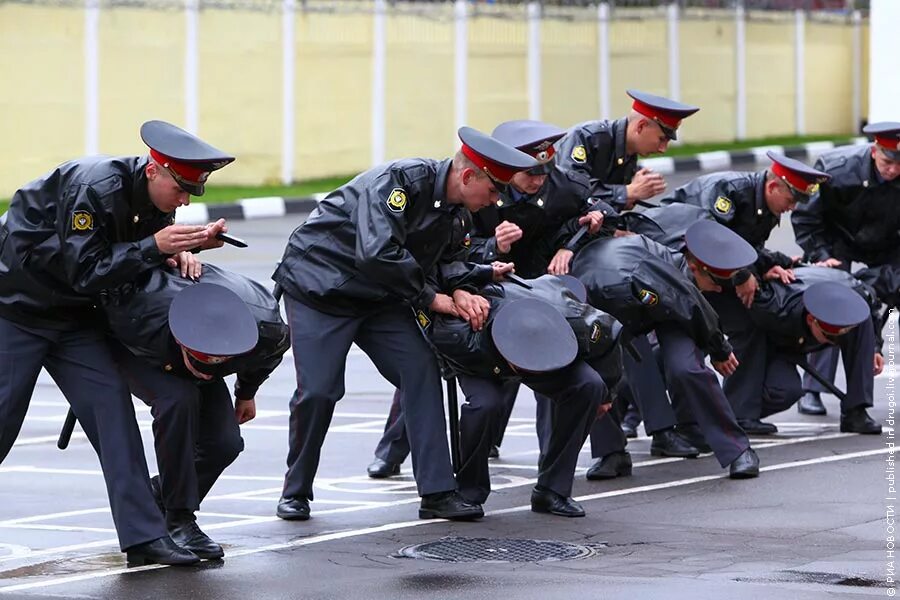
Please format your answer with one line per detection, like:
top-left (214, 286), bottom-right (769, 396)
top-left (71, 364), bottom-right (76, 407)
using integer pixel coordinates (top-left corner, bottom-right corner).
top-left (146, 160), bottom-right (159, 182)
top-left (460, 167), bottom-right (478, 187)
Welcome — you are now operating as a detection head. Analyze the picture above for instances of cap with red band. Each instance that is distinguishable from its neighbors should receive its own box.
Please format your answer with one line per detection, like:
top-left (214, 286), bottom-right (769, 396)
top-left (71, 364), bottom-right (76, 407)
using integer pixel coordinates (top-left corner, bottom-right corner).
top-left (458, 126), bottom-right (538, 185)
top-left (626, 90), bottom-right (699, 141)
top-left (169, 283), bottom-right (258, 359)
top-left (863, 121), bottom-right (900, 160)
top-left (683, 220), bottom-right (758, 279)
top-left (766, 151), bottom-right (830, 199)
top-left (491, 120), bottom-right (566, 176)
top-left (140, 120), bottom-right (235, 196)
top-left (802, 281), bottom-right (869, 338)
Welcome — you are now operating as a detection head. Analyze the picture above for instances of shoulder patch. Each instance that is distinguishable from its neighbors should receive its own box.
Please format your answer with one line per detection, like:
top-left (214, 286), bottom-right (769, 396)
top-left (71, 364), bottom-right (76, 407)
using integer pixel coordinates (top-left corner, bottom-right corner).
top-left (713, 196), bottom-right (733, 215)
top-left (571, 145), bottom-right (587, 164)
top-left (386, 188), bottom-right (408, 213)
top-left (637, 288), bottom-right (659, 306)
top-left (71, 210), bottom-right (94, 232)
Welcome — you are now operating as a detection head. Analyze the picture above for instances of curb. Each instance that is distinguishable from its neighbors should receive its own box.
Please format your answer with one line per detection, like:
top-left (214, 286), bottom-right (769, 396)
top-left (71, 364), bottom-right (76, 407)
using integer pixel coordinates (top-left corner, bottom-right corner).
top-left (175, 137), bottom-right (870, 225)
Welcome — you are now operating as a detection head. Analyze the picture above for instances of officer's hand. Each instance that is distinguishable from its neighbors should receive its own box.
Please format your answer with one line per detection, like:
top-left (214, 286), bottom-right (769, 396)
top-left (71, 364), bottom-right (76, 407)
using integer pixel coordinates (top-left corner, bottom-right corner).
top-left (790, 255), bottom-right (803, 265)
top-left (491, 261), bottom-right (516, 281)
top-left (154, 225), bottom-right (210, 255)
top-left (494, 221), bottom-right (523, 254)
top-left (764, 266), bottom-right (795, 284)
top-left (814, 258), bottom-right (842, 268)
top-left (453, 289), bottom-right (490, 331)
top-left (165, 251), bottom-right (202, 280)
top-left (613, 229), bottom-right (636, 238)
top-left (199, 218), bottom-right (227, 250)
top-left (579, 211), bottom-right (604, 234)
top-left (181, 347), bottom-right (213, 381)
top-left (235, 398), bottom-right (257, 424)
top-left (626, 168), bottom-right (667, 204)
top-left (430, 293), bottom-right (460, 318)
top-left (735, 276), bottom-right (758, 308)
top-left (596, 401), bottom-right (612, 419)
top-left (875, 352), bottom-right (885, 376)
top-left (547, 249), bottom-right (574, 275)
top-left (712, 352), bottom-right (739, 377)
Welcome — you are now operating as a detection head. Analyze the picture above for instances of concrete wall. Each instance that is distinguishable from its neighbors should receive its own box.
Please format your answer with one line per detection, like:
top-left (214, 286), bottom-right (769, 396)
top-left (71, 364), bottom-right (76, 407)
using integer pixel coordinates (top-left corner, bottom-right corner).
top-left (0, 2), bottom-right (865, 197)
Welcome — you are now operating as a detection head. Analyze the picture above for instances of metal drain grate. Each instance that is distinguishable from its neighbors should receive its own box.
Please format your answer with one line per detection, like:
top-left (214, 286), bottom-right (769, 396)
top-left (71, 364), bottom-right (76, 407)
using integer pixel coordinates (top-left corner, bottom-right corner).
top-left (395, 536), bottom-right (599, 563)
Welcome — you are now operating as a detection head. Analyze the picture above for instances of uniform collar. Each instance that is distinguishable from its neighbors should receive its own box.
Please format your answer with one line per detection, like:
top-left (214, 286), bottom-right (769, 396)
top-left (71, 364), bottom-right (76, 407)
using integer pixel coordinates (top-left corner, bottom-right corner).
top-left (613, 117), bottom-right (630, 163)
top-left (433, 158), bottom-right (453, 212)
top-left (753, 172), bottom-right (775, 221)
top-left (132, 156), bottom-right (172, 220)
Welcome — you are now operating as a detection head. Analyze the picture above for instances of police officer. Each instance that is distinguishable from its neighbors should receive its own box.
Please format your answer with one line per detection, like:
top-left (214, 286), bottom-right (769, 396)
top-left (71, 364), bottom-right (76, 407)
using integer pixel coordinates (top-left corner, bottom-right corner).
top-left (744, 277), bottom-right (882, 433)
top-left (554, 89), bottom-right (700, 213)
top-left (658, 152), bottom-right (831, 434)
top-left (429, 277), bottom-right (622, 516)
top-left (102, 267), bottom-right (290, 559)
top-left (571, 221), bottom-right (760, 478)
top-left (273, 127), bottom-right (537, 521)
top-left (792, 122), bottom-right (900, 416)
top-left (0, 120), bottom-right (233, 565)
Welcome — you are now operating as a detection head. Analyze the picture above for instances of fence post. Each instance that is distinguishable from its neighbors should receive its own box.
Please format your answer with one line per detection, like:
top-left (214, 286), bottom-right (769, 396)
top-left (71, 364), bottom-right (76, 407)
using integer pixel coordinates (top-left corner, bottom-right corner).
top-left (454, 0), bottom-right (468, 137)
top-left (794, 8), bottom-right (805, 136)
top-left (527, 1), bottom-right (541, 121)
top-left (371, 0), bottom-right (387, 166)
top-left (666, 1), bottom-right (680, 102)
top-left (735, 0), bottom-right (746, 140)
top-left (597, 2), bottom-right (611, 120)
top-left (185, 0), bottom-right (199, 134)
top-left (84, 0), bottom-right (99, 155)
top-left (281, 0), bottom-right (295, 184)
top-left (850, 9), bottom-right (861, 134)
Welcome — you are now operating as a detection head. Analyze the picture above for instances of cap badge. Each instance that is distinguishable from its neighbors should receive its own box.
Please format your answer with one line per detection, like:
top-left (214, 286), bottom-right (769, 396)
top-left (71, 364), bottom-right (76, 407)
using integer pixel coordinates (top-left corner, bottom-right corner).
top-left (571, 145), bottom-right (587, 164)
top-left (387, 188), bottom-right (408, 213)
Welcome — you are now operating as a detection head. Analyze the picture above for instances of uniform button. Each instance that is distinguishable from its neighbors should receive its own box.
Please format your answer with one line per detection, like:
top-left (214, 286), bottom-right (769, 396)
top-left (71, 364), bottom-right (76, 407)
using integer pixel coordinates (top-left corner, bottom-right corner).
top-left (434, 200), bottom-right (441, 208)
top-left (164, 364), bottom-right (173, 372)
top-left (492, 366), bottom-right (500, 375)
top-left (537, 199), bottom-right (544, 207)
top-left (497, 200), bottom-right (504, 207)
top-left (757, 209), bottom-right (763, 215)
top-left (133, 215), bottom-right (139, 223)
top-left (798, 337), bottom-right (804, 345)
top-left (617, 158), bottom-right (624, 165)
top-left (863, 180), bottom-right (869, 188)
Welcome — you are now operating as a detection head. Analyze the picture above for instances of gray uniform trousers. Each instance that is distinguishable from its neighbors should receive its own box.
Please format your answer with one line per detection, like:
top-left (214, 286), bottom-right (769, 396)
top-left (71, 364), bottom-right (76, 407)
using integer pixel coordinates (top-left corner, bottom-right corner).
top-left (282, 294), bottom-right (457, 500)
top-left (116, 349), bottom-right (244, 512)
top-left (456, 360), bottom-right (604, 504)
top-left (0, 317), bottom-right (166, 550)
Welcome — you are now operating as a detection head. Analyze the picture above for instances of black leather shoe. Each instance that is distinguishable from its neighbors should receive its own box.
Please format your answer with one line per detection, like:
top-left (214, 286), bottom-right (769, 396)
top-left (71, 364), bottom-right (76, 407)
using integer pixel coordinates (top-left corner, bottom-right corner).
top-left (798, 391), bottom-right (827, 416)
top-left (276, 496), bottom-right (311, 521)
top-left (585, 451), bottom-right (632, 480)
top-left (366, 458), bottom-right (400, 478)
top-left (149, 475), bottom-right (165, 516)
top-left (737, 419), bottom-right (778, 435)
top-left (126, 536), bottom-right (200, 567)
top-left (675, 425), bottom-right (713, 453)
top-left (650, 428), bottom-right (700, 458)
top-left (728, 448), bottom-right (760, 479)
top-left (530, 487), bottom-right (585, 518)
top-left (840, 407), bottom-right (882, 434)
top-left (621, 423), bottom-right (638, 439)
top-left (168, 516), bottom-right (224, 560)
top-left (488, 445), bottom-right (500, 459)
top-left (419, 491), bottom-right (483, 520)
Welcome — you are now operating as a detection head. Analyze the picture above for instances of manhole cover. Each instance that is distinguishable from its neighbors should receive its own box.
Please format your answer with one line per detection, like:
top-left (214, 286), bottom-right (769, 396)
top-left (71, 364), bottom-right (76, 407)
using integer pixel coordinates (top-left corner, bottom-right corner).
top-left (395, 536), bottom-right (599, 563)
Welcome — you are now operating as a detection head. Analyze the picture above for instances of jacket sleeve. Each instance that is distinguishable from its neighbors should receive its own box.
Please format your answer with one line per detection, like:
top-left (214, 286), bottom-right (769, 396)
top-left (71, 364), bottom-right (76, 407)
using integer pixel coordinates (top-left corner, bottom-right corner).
top-left (558, 200), bottom-right (620, 253)
top-left (59, 183), bottom-right (168, 295)
top-left (234, 322), bottom-right (291, 400)
top-left (466, 234), bottom-right (501, 264)
top-left (790, 159), bottom-right (833, 263)
top-left (354, 174), bottom-right (436, 309)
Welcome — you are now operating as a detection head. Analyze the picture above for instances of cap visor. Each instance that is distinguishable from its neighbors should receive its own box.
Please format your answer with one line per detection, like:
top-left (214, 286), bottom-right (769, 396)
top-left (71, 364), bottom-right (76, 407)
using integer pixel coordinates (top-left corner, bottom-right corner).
top-left (177, 181), bottom-right (205, 196)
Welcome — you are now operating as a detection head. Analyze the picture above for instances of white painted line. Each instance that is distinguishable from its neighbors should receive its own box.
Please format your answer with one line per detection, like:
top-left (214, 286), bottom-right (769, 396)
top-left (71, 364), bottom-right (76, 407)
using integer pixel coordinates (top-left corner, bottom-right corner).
top-left (1, 524), bottom-right (115, 534)
top-left (637, 156), bottom-right (675, 175)
top-left (13, 433), bottom-right (87, 446)
top-left (239, 197), bottom-right (287, 220)
top-left (696, 150), bottom-right (731, 171)
top-left (0, 446), bottom-right (885, 594)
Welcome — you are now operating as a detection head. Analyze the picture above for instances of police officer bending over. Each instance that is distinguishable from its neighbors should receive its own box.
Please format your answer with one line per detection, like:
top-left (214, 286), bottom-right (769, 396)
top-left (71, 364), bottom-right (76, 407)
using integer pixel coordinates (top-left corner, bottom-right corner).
top-left (429, 274), bottom-right (622, 516)
top-left (571, 221), bottom-right (761, 479)
top-left (102, 266), bottom-right (290, 560)
top-left (273, 127), bottom-right (537, 521)
top-left (792, 122), bottom-right (900, 417)
top-left (0, 120), bottom-right (233, 565)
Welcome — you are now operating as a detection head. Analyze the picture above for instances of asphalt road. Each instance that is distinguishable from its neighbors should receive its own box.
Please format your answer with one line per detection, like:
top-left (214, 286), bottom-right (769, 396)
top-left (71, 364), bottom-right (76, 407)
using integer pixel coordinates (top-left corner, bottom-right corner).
top-left (0, 168), bottom-right (892, 599)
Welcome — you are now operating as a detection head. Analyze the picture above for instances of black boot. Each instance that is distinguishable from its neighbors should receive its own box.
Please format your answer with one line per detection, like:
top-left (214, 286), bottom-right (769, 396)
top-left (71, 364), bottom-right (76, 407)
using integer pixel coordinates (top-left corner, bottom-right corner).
top-left (728, 448), bottom-right (760, 479)
top-left (737, 419), bottom-right (778, 435)
top-left (488, 445), bottom-right (500, 459)
top-left (167, 511), bottom-right (223, 560)
top-left (798, 391), bottom-right (827, 416)
top-left (650, 428), bottom-right (700, 458)
top-left (530, 487), bottom-right (585, 517)
top-left (125, 536), bottom-right (200, 567)
top-left (840, 406), bottom-right (882, 434)
top-left (585, 451), bottom-right (632, 480)
top-left (674, 424), bottom-right (713, 453)
top-left (276, 496), bottom-right (311, 521)
top-left (419, 491), bottom-right (483, 520)
top-left (366, 458), bottom-right (400, 478)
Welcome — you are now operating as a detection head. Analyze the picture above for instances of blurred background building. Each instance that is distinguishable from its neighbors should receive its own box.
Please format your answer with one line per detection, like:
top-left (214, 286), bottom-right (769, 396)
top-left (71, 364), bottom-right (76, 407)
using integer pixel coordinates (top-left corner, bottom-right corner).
top-left (0, 0), bottom-right (872, 195)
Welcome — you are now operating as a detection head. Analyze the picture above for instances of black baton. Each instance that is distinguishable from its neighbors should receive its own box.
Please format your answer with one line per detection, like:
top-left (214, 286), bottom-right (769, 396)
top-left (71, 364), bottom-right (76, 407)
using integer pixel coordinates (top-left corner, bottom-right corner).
top-left (445, 377), bottom-right (461, 474)
top-left (57, 408), bottom-right (77, 450)
top-left (796, 357), bottom-right (848, 404)
top-left (215, 232), bottom-right (248, 248)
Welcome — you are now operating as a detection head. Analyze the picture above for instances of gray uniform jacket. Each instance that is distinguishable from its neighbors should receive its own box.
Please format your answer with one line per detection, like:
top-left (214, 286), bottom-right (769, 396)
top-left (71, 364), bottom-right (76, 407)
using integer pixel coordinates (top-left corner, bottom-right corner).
top-left (792, 144), bottom-right (900, 265)
top-left (0, 156), bottom-right (170, 330)
top-left (273, 159), bottom-right (490, 317)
